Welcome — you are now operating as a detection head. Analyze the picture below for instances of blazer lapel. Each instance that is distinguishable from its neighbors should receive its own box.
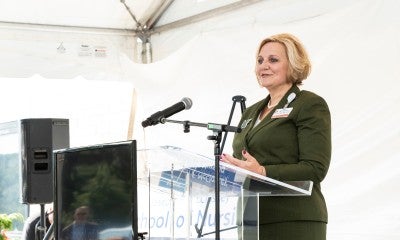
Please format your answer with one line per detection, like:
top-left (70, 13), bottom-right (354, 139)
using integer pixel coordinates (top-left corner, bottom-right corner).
top-left (245, 85), bottom-right (301, 141)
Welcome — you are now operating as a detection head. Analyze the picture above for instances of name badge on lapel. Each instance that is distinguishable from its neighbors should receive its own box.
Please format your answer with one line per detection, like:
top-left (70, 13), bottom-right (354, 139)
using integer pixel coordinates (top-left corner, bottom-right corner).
top-left (272, 108), bottom-right (293, 118)
top-left (271, 92), bottom-right (296, 119)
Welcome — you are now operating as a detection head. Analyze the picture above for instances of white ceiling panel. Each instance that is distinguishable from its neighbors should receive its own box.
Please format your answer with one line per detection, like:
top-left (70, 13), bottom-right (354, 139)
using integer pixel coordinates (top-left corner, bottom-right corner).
top-left (0, 0), bottom-right (242, 30)
top-left (0, 0), bottom-right (160, 29)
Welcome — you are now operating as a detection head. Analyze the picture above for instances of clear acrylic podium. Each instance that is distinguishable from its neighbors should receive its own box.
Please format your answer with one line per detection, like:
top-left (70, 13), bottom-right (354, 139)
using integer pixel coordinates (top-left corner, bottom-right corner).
top-left (136, 146), bottom-right (312, 239)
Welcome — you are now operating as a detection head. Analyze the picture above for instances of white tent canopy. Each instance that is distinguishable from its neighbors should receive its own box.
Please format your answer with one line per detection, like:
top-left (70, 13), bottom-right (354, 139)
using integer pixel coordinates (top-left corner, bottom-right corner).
top-left (1, 0), bottom-right (400, 239)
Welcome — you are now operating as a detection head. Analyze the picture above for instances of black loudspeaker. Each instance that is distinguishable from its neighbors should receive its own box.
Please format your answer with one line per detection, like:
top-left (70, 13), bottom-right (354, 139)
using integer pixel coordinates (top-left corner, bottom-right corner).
top-left (20, 118), bottom-right (69, 204)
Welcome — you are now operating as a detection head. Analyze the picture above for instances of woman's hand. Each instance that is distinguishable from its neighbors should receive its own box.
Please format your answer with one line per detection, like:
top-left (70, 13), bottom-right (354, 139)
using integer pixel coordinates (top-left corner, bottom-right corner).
top-left (220, 150), bottom-right (266, 176)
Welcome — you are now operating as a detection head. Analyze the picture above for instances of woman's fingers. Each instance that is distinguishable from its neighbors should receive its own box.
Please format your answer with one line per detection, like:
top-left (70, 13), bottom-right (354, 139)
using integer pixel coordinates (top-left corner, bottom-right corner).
top-left (220, 153), bottom-right (242, 167)
top-left (221, 151), bottom-right (263, 174)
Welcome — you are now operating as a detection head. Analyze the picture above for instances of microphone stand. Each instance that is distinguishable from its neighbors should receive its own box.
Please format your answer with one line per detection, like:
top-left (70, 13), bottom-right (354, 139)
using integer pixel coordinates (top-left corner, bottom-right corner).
top-left (160, 118), bottom-right (241, 240)
top-left (194, 197), bottom-right (238, 238)
top-left (43, 223), bottom-right (54, 240)
top-left (36, 204), bottom-right (46, 240)
top-left (220, 95), bottom-right (246, 153)
top-left (194, 95), bottom-right (246, 238)
top-left (194, 196), bottom-right (211, 238)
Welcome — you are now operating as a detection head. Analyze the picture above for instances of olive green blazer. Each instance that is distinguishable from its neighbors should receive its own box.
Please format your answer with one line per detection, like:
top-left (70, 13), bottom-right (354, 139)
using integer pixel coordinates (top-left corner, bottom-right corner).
top-left (232, 84), bottom-right (331, 224)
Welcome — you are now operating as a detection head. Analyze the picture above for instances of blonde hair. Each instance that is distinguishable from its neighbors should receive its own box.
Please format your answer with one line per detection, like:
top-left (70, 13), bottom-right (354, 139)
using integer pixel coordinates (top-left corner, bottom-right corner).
top-left (256, 33), bottom-right (311, 85)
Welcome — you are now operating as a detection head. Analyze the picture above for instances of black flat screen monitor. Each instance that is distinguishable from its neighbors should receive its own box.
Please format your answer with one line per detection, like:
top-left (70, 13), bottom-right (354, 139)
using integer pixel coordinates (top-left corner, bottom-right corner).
top-left (54, 140), bottom-right (137, 240)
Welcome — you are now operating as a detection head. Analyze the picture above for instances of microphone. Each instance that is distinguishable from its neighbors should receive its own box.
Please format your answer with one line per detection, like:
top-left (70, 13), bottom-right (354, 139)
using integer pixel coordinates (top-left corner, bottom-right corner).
top-left (141, 97), bottom-right (193, 128)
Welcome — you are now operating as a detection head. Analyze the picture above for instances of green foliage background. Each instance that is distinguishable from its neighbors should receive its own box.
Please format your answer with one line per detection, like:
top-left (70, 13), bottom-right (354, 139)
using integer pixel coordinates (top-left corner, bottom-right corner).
top-left (0, 154), bottom-right (26, 231)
